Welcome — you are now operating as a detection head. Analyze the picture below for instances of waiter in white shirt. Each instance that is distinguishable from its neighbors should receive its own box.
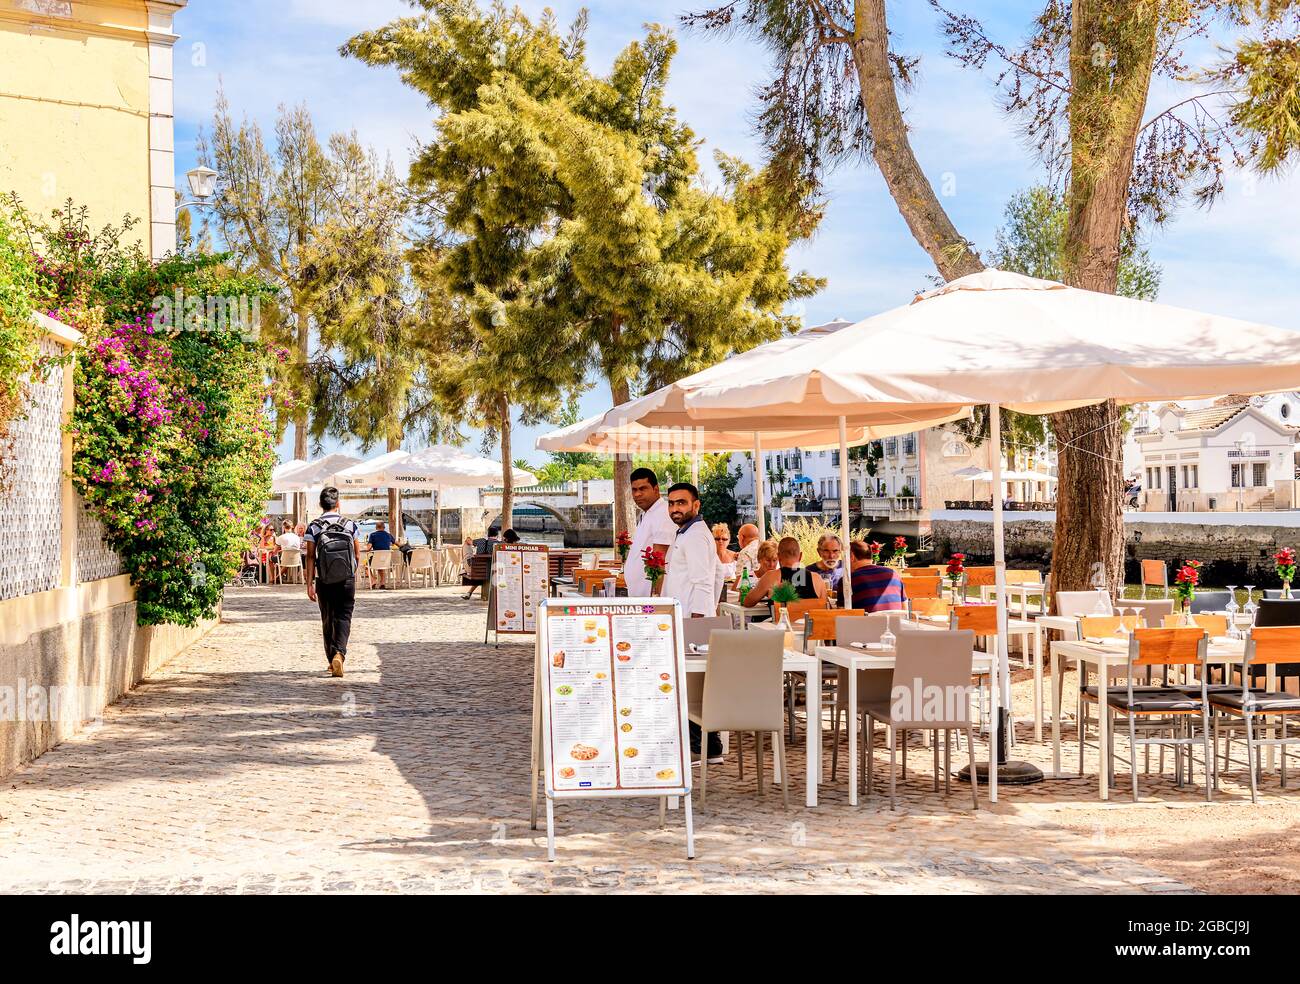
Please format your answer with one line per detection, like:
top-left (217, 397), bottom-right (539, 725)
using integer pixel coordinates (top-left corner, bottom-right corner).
top-left (662, 482), bottom-right (718, 618)
top-left (624, 467), bottom-right (677, 597)
top-left (662, 481), bottom-right (724, 761)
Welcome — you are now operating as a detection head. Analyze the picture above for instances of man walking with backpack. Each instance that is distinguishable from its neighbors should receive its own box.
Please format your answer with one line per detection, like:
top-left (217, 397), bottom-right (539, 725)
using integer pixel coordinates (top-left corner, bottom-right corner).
top-left (303, 486), bottom-right (360, 677)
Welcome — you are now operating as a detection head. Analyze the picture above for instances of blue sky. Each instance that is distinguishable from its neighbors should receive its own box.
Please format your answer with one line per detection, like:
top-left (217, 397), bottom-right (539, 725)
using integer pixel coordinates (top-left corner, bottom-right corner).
top-left (172, 1), bottom-right (1300, 467)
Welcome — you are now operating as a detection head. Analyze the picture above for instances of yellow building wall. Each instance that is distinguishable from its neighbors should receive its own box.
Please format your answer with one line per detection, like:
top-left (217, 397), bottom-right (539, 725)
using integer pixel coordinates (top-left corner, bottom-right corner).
top-left (0, 1), bottom-right (155, 253)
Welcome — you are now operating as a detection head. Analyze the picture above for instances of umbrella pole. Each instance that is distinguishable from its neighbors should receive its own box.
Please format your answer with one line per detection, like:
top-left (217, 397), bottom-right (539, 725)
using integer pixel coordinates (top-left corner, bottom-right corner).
top-left (436, 486), bottom-right (443, 549)
top-left (960, 403), bottom-right (1043, 795)
top-left (753, 432), bottom-right (766, 540)
top-left (691, 452), bottom-right (699, 489)
top-left (838, 416), bottom-right (852, 610)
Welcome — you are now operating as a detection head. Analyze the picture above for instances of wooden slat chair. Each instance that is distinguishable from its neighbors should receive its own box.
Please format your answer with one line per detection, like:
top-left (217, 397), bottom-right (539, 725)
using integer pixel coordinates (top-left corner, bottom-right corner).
top-left (948, 604), bottom-right (1000, 737)
top-left (1210, 626), bottom-right (1300, 802)
top-left (770, 596), bottom-right (828, 738)
top-left (906, 565), bottom-right (945, 578)
top-left (1076, 614), bottom-right (1155, 780)
top-left (901, 576), bottom-right (942, 600)
top-left (1088, 627), bottom-right (1212, 801)
top-left (772, 597), bottom-right (828, 627)
top-left (787, 608), bottom-right (866, 742)
top-left (1162, 613), bottom-right (1229, 638)
top-left (961, 567), bottom-right (997, 601)
top-left (1140, 559), bottom-right (1169, 599)
top-left (908, 597), bottom-right (950, 618)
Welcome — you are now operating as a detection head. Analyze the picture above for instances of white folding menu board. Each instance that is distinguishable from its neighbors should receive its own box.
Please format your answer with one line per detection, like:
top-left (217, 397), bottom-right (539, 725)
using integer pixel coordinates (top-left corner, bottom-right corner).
top-left (487, 542), bottom-right (548, 640)
top-left (530, 597), bottom-right (694, 860)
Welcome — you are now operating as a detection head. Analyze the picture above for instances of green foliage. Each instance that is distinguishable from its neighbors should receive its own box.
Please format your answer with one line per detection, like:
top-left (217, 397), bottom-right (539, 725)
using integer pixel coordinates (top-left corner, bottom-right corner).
top-left (770, 580), bottom-right (800, 605)
top-left (346, 3), bottom-right (823, 517)
top-left (989, 186), bottom-right (1161, 301)
top-left (700, 464), bottom-right (741, 530)
top-left (0, 203), bottom-right (42, 460)
top-left (17, 200), bottom-right (278, 627)
top-left (780, 515), bottom-right (865, 566)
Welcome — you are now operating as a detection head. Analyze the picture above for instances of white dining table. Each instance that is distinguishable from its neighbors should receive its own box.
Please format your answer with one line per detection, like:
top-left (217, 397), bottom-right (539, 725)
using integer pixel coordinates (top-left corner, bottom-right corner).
top-left (684, 645), bottom-right (821, 807)
top-left (1049, 635), bottom-right (1249, 800)
top-left (717, 600), bottom-right (771, 629)
top-left (816, 641), bottom-right (993, 806)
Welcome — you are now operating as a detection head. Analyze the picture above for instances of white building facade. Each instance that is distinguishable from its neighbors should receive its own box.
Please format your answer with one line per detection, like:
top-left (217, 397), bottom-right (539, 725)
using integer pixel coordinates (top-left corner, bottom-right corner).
top-left (1136, 401), bottom-right (1298, 511)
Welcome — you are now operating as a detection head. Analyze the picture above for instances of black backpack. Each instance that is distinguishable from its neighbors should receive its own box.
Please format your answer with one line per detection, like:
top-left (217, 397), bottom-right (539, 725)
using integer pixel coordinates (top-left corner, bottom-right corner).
top-left (315, 519), bottom-right (356, 584)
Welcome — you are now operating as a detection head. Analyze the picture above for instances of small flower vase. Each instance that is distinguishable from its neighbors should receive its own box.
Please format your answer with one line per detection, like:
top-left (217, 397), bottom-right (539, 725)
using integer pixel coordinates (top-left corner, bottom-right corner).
top-left (1180, 599), bottom-right (1194, 627)
top-left (949, 580), bottom-right (961, 605)
top-left (1284, 581), bottom-right (1293, 600)
top-left (777, 606), bottom-right (793, 632)
top-left (618, 545), bottom-right (629, 562)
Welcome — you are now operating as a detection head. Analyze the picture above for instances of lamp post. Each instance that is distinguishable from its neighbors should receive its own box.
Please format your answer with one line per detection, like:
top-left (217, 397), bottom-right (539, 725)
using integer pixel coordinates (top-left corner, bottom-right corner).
top-left (176, 165), bottom-right (219, 215)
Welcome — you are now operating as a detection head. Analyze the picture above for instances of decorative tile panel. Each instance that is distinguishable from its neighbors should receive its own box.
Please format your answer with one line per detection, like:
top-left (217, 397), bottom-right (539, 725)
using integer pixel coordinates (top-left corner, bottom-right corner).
top-left (0, 338), bottom-right (64, 600)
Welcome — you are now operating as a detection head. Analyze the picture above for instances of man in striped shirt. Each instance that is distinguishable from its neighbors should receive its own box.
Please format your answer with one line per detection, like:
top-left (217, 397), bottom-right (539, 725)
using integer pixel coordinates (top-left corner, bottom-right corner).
top-left (848, 541), bottom-right (907, 612)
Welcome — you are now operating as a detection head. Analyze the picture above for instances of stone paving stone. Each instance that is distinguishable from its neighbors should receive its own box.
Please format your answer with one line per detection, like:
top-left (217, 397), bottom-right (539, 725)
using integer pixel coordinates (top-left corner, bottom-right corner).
top-left (0, 584), bottom-right (1206, 895)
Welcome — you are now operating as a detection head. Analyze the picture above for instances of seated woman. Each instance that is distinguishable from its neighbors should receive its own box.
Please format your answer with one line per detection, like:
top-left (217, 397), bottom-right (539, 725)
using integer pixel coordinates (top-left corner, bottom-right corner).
top-left (742, 536), bottom-right (826, 609)
top-left (712, 523), bottom-right (737, 603)
top-left (847, 540), bottom-right (907, 612)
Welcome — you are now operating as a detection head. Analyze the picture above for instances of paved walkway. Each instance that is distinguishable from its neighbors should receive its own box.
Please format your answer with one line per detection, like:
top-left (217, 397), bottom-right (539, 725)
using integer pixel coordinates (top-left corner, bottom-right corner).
top-left (0, 585), bottom-right (1194, 894)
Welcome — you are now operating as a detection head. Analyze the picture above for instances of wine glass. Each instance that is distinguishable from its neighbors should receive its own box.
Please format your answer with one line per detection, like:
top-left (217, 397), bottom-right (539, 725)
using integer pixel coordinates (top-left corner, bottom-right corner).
top-left (1116, 606), bottom-right (1131, 643)
top-left (1225, 584), bottom-right (1240, 635)
top-left (1244, 585), bottom-right (1258, 624)
top-left (880, 627), bottom-right (896, 651)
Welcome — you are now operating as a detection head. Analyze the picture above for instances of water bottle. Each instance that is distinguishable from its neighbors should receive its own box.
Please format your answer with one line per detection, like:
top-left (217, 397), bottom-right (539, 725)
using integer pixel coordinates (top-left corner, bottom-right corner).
top-left (738, 566), bottom-right (751, 604)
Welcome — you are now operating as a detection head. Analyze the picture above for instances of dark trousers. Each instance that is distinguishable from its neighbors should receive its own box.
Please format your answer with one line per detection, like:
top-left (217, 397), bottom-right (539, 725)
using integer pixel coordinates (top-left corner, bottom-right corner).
top-left (689, 722), bottom-right (724, 757)
top-left (316, 577), bottom-right (356, 663)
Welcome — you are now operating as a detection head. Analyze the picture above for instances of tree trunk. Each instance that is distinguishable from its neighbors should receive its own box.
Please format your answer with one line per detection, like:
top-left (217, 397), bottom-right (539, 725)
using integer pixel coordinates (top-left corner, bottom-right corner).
top-left (292, 301), bottom-right (311, 525)
top-left (852, 0), bottom-right (984, 281)
top-left (609, 376), bottom-right (634, 552)
top-left (498, 394), bottom-right (514, 536)
top-left (386, 433), bottom-right (402, 538)
top-left (1050, 0), bottom-right (1160, 599)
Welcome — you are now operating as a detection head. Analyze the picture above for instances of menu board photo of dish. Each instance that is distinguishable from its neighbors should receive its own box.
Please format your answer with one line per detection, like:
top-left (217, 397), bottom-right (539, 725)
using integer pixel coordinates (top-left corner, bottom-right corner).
top-left (493, 543), bottom-right (549, 634)
top-left (540, 600), bottom-right (688, 797)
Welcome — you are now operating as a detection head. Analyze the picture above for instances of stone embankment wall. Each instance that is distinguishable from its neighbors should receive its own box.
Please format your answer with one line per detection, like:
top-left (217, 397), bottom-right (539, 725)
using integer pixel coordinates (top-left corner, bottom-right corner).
top-left (931, 514), bottom-right (1300, 585)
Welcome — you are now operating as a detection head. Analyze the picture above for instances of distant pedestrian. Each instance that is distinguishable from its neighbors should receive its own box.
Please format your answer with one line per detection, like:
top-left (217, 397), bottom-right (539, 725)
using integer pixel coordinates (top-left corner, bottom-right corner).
top-left (303, 486), bottom-right (360, 678)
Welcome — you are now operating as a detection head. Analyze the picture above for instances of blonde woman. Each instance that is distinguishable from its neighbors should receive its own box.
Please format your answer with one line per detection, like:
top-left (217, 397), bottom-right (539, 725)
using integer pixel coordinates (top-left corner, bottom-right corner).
top-left (712, 523), bottom-right (737, 604)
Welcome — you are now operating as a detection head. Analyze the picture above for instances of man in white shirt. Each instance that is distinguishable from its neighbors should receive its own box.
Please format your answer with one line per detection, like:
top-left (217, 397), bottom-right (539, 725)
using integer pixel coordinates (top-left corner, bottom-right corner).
top-left (275, 521), bottom-right (301, 553)
top-left (661, 481), bottom-right (724, 762)
top-left (624, 467), bottom-right (677, 597)
top-left (662, 483), bottom-right (718, 618)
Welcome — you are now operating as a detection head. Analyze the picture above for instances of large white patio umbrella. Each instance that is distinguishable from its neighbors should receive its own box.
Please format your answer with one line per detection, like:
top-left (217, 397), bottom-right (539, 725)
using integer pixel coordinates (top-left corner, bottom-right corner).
top-left (536, 317), bottom-right (970, 552)
top-left (577, 269), bottom-right (1300, 802)
top-left (271, 453), bottom-right (362, 493)
top-left (335, 446), bottom-right (536, 546)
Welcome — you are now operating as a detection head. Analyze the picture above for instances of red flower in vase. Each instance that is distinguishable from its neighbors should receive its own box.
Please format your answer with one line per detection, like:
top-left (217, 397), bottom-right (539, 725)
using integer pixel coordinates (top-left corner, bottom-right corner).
top-left (641, 546), bottom-right (667, 585)
top-left (945, 553), bottom-right (966, 582)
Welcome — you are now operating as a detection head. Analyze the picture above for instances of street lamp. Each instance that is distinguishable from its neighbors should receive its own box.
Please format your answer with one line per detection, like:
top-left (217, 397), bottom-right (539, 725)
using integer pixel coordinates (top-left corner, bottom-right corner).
top-left (177, 166), bottom-right (219, 214)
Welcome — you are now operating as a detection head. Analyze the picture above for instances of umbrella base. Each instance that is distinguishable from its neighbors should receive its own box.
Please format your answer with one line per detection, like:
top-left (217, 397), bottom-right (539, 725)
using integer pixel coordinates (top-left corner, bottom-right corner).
top-left (956, 760), bottom-right (1044, 785)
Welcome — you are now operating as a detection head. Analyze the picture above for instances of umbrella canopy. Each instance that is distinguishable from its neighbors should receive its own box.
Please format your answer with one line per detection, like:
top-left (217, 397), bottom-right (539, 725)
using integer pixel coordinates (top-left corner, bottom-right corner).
top-left (680, 270), bottom-right (1300, 422)
top-left (535, 317), bottom-right (970, 452)
top-left (271, 453), bottom-right (362, 493)
top-left (534, 411), bottom-right (900, 454)
top-left (959, 468), bottom-right (1057, 483)
top-left (335, 446), bottom-right (536, 489)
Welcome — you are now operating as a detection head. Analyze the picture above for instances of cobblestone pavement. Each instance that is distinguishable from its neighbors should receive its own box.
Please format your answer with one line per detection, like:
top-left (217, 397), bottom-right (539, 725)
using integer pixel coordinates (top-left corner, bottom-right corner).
top-left (0, 585), bottom-right (1200, 894)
